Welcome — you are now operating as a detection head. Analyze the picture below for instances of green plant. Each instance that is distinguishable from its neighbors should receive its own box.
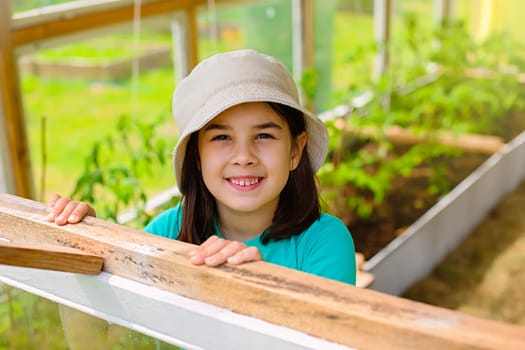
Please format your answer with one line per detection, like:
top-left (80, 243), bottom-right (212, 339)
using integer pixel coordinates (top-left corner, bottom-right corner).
top-left (394, 17), bottom-right (525, 135)
top-left (319, 15), bottom-right (525, 223)
top-left (0, 285), bottom-right (68, 349)
top-left (69, 113), bottom-right (177, 227)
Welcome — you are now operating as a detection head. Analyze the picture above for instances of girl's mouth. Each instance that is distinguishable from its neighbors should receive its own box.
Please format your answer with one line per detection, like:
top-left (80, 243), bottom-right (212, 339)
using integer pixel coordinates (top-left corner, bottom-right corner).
top-left (228, 177), bottom-right (263, 187)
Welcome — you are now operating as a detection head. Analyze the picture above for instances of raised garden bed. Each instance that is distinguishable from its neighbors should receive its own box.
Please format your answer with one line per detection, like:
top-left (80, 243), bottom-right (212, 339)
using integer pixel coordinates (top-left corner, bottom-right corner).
top-left (19, 46), bottom-right (172, 80)
top-left (361, 121), bottom-right (525, 295)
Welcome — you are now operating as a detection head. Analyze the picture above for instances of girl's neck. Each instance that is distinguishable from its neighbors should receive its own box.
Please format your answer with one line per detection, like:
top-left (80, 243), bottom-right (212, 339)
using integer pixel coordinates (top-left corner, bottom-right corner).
top-left (216, 208), bottom-right (274, 242)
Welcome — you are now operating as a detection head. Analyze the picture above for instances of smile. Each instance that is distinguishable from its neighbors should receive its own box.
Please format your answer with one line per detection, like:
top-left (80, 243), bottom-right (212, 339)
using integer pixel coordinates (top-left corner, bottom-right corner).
top-left (228, 177), bottom-right (262, 186)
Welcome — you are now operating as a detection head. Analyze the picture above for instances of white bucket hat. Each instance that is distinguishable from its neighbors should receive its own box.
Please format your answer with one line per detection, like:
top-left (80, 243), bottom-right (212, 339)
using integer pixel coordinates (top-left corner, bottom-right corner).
top-left (171, 49), bottom-right (328, 189)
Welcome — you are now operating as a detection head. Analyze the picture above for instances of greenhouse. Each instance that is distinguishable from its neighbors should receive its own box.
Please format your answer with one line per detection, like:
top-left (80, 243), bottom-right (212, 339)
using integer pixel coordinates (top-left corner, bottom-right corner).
top-left (1, 0), bottom-right (524, 349)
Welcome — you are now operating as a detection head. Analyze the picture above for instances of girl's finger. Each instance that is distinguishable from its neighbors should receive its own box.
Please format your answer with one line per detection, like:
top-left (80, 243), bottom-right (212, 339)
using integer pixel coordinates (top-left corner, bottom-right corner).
top-left (189, 236), bottom-right (224, 265)
top-left (46, 193), bottom-right (63, 221)
top-left (196, 235), bottom-right (220, 250)
top-left (204, 241), bottom-right (246, 266)
top-left (47, 193), bottom-right (61, 212)
top-left (54, 200), bottom-right (79, 225)
top-left (227, 246), bottom-right (262, 265)
top-left (196, 236), bottom-right (230, 257)
top-left (51, 197), bottom-right (71, 215)
top-left (67, 202), bottom-right (95, 223)
top-left (46, 196), bottom-right (70, 223)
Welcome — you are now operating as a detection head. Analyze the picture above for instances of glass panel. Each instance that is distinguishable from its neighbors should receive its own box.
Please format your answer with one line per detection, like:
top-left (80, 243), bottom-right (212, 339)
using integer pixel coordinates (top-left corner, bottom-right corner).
top-left (314, 0), bottom-right (338, 111)
top-left (19, 19), bottom-right (177, 225)
top-left (391, 0), bottom-right (435, 75)
top-left (0, 283), bottom-right (180, 349)
top-left (455, 0), bottom-right (525, 44)
top-left (196, 1), bottom-right (293, 76)
top-left (330, 0), bottom-right (375, 109)
top-left (196, 0), bottom-right (339, 112)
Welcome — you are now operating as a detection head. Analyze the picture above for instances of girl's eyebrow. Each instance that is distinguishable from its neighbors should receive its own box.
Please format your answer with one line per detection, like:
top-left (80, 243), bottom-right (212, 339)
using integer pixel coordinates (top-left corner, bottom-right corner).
top-left (202, 123), bottom-right (229, 131)
top-left (255, 121), bottom-right (283, 130)
top-left (202, 121), bottom-right (283, 131)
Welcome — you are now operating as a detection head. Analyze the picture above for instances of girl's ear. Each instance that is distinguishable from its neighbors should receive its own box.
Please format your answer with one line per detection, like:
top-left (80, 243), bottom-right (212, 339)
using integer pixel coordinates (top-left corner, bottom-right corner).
top-left (290, 131), bottom-right (308, 171)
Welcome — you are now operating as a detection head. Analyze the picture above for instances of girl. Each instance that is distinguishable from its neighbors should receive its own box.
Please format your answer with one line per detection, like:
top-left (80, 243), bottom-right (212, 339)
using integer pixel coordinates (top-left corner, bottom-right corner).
top-left (47, 49), bottom-right (356, 285)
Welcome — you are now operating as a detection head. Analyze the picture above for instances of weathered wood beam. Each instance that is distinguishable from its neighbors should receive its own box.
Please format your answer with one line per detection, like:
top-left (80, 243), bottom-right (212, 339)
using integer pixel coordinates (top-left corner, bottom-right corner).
top-left (0, 1), bottom-right (33, 198)
top-left (186, 4), bottom-right (199, 69)
top-left (11, 0), bottom-right (207, 47)
top-left (0, 192), bottom-right (524, 349)
top-left (334, 119), bottom-right (506, 155)
top-left (0, 241), bottom-right (103, 274)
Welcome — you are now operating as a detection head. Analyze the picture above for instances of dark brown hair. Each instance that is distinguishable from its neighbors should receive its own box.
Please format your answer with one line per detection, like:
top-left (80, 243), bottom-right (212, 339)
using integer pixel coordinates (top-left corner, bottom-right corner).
top-left (178, 102), bottom-right (321, 245)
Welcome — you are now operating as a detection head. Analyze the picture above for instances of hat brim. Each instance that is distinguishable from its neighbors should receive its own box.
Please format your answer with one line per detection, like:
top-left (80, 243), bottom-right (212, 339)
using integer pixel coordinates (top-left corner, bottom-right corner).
top-left (173, 81), bottom-right (328, 189)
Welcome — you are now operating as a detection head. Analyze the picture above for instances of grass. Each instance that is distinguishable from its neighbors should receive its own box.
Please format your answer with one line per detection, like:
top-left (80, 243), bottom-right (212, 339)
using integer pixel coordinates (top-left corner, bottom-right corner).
top-left (23, 67), bottom-right (176, 202)
top-left (34, 35), bottom-right (170, 64)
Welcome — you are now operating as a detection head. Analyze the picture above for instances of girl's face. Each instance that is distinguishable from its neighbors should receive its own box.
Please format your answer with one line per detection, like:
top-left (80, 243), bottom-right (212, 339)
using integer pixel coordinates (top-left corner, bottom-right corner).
top-left (197, 102), bottom-right (307, 221)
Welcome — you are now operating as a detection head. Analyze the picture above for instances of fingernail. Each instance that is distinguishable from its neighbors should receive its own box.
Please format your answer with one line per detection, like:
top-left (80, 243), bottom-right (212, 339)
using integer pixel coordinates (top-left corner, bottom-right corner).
top-left (57, 215), bottom-right (66, 223)
top-left (68, 215), bottom-right (78, 223)
top-left (189, 250), bottom-right (198, 256)
top-left (227, 256), bottom-right (240, 264)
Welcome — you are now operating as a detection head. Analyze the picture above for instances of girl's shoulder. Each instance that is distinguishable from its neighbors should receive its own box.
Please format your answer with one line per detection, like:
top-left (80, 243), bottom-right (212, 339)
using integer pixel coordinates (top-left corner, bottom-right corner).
top-left (314, 213), bottom-right (350, 232)
top-left (295, 213), bottom-right (356, 285)
top-left (298, 212), bottom-right (353, 246)
top-left (143, 202), bottom-right (183, 239)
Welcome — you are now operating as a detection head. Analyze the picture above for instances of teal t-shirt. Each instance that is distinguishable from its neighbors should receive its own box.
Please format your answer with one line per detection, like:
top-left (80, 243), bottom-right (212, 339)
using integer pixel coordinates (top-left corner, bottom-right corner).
top-left (144, 202), bottom-right (356, 285)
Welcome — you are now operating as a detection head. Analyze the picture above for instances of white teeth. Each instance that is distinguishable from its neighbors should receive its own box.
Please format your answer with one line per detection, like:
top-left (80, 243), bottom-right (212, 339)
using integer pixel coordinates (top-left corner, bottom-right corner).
top-left (230, 178), bottom-right (260, 186)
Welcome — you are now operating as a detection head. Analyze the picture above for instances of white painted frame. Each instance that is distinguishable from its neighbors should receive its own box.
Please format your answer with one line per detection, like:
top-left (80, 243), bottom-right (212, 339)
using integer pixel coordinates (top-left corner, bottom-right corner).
top-left (434, 0), bottom-right (454, 22)
top-left (0, 266), bottom-right (353, 350)
top-left (365, 129), bottom-right (525, 295)
top-left (291, 0), bottom-right (306, 82)
top-left (373, 0), bottom-right (391, 79)
top-left (171, 12), bottom-right (192, 84)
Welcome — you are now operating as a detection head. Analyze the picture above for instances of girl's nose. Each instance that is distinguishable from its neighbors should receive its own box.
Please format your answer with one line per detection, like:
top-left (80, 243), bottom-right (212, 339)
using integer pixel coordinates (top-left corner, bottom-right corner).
top-left (231, 141), bottom-right (257, 166)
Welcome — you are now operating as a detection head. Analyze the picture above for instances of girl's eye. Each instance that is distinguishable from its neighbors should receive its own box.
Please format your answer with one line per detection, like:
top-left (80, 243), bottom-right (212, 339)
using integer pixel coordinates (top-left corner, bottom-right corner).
top-left (257, 133), bottom-right (275, 140)
top-left (211, 134), bottom-right (230, 141)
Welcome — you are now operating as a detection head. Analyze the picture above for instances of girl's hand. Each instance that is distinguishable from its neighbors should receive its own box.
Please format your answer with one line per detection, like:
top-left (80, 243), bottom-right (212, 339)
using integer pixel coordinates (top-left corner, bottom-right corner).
top-left (46, 193), bottom-right (96, 226)
top-left (189, 235), bottom-right (262, 266)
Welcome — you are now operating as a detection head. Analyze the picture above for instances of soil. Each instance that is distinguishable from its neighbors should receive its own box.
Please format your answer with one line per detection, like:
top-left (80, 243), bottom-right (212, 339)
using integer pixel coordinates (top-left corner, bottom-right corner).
top-left (345, 110), bottom-right (525, 326)
top-left (403, 178), bottom-right (525, 326)
top-left (349, 110), bottom-right (525, 260)
top-left (348, 152), bottom-right (489, 259)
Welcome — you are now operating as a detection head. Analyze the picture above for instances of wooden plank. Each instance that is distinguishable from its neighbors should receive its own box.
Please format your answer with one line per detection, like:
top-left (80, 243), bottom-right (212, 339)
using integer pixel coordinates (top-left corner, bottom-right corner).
top-left (0, 1), bottom-right (33, 198)
top-left (186, 5), bottom-right (199, 68)
top-left (11, 0), bottom-right (207, 47)
top-left (0, 241), bottom-right (103, 274)
top-left (0, 193), bottom-right (524, 349)
top-left (334, 119), bottom-right (506, 155)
